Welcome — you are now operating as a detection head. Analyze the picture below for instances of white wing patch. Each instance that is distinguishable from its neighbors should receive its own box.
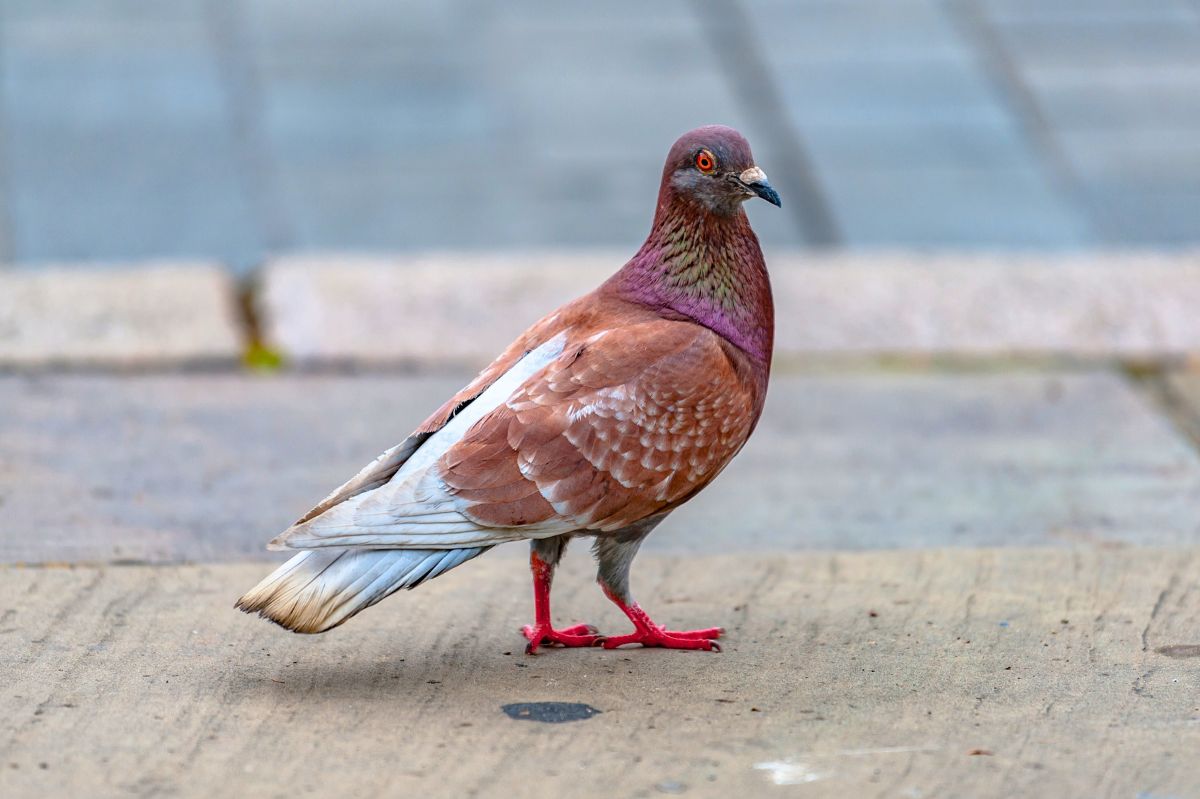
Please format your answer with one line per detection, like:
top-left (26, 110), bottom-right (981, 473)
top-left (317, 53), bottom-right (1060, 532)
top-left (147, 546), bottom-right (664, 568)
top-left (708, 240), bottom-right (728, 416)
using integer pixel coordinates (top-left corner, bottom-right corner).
top-left (394, 332), bottom-right (568, 480)
top-left (272, 333), bottom-right (569, 551)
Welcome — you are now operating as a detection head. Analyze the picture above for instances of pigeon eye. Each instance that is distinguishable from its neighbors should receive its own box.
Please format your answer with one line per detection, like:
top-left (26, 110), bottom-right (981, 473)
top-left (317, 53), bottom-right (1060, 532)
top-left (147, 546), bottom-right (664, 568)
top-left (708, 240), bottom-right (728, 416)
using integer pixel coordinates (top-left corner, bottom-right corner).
top-left (694, 149), bottom-right (716, 174)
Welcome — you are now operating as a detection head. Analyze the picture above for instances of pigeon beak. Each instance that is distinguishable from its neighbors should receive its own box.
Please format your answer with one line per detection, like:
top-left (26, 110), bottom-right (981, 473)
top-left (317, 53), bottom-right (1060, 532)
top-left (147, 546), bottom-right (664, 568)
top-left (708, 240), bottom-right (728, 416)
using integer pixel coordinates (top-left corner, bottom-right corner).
top-left (738, 166), bottom-right (782, 207)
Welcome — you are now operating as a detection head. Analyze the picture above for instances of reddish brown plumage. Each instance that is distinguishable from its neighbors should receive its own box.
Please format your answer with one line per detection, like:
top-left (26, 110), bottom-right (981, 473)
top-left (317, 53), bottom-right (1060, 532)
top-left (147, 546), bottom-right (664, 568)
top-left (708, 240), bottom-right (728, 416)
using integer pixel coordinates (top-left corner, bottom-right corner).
top-left (238, 125), bottom-right (778, 648)
top-left (436, 295), bottom-right (764, 532)
top-left (426, 127), bottom-right (774, 540)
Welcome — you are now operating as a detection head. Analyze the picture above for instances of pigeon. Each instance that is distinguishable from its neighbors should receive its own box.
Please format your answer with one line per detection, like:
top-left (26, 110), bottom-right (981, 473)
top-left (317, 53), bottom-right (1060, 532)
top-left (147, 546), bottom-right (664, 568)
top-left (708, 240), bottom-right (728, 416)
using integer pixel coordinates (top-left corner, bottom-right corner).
top-left (237, 125), bottom-right (780, 653)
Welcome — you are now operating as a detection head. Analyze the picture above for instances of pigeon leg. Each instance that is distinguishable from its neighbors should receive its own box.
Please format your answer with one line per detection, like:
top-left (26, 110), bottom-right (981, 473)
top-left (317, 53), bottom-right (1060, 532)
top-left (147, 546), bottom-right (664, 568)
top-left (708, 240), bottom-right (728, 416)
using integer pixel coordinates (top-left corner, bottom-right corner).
top-left (593, 526), bottom-right (723, 651)
top-left (521, 538), bottom-right (600, 654)
top-left (596, 585), bottom-right (723, 651)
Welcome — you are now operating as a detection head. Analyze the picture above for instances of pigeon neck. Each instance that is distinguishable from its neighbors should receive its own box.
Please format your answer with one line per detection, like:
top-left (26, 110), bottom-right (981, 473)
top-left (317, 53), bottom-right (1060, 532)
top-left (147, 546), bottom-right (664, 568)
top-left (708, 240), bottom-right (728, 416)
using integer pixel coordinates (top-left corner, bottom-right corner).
top-left (605, 196), bottom-right (774, 365)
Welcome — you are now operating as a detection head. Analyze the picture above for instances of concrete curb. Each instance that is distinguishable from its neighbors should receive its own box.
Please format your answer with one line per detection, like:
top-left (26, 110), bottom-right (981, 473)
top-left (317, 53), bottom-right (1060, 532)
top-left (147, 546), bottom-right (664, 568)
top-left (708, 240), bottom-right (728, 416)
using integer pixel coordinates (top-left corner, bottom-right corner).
top-left (0, 263), bottom-right (243, 368)
top-left (6, 253), bottom-right (1200, 368)
top-left (260, 251), bottom-right (1200, 365)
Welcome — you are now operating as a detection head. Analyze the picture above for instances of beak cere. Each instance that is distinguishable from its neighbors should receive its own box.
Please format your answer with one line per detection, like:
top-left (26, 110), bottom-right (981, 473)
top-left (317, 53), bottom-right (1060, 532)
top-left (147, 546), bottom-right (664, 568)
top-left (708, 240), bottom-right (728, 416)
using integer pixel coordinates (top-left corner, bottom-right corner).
top-left (738, 166), bottom-right (782, 207)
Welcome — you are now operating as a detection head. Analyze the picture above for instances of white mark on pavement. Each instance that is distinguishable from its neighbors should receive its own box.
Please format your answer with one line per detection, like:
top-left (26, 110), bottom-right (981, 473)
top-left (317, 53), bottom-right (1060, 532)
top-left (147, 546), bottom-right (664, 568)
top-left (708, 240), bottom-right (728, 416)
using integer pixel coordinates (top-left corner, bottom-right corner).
top-left (753, 761), bottom-right (826, 786)
top-left (754, 746), bottom-right (940, 786)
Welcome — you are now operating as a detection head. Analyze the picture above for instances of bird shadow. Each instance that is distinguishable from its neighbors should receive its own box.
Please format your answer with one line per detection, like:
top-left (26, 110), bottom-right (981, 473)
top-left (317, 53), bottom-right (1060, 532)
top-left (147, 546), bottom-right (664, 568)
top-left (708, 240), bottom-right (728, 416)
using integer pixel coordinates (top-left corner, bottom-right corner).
top-left (220, 639), bottom-right (621, 706)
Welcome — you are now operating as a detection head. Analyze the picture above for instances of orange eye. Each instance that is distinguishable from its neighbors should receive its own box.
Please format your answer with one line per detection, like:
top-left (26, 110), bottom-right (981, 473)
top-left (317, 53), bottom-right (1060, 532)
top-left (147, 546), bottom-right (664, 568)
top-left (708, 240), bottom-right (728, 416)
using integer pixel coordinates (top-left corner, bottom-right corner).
top-left (695, 149), bottom-right (716, 174)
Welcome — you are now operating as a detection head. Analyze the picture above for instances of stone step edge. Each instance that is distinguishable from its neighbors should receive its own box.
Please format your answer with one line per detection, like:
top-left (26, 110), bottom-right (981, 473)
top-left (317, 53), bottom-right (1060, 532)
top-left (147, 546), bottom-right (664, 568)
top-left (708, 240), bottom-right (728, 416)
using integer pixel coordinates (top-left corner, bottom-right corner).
top-left (4, 252), bottom-right (1200, 368)
top-left (0, 262), bottom-right (244, 368)
top-left (260, 251), bottom-right (1200, 364)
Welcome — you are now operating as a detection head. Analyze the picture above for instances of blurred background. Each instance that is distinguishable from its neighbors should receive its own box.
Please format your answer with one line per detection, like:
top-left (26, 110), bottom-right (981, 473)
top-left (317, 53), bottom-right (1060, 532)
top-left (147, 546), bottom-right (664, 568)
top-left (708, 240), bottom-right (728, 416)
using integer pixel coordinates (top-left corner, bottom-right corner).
top-left (0, 0), bottom-right (1197, 275)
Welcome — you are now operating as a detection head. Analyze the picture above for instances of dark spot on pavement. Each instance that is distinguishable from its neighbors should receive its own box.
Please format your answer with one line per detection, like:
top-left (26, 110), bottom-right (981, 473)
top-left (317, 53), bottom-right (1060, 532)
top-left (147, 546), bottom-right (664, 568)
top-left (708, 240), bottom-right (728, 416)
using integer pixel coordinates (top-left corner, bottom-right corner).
top-left (501, 702), bottom-right (601, 724)
top-left (1155, 644), bottom-right (1200, 658)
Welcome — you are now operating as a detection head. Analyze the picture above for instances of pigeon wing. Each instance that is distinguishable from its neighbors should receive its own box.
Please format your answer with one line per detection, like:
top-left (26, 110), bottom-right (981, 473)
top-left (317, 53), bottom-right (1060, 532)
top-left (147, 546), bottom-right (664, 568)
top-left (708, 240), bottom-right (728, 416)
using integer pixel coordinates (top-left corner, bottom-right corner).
top-left (442, 319), bottom-right (762, 532)
top-left (281, 305), bottom-right (572, 529)
top-left (273, 318), bottom-right (760, 549)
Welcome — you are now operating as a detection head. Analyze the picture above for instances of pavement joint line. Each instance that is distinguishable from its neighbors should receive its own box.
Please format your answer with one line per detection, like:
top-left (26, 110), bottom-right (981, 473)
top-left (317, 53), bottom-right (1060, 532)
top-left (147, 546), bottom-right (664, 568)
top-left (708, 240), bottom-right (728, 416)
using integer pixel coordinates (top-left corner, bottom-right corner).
top-left (234, 271), bottom-right (282, 369)
top-left (774, 353), bottom-right (1198, 376)
top-left (943, 0), bottom-right (1091, 240)
top-left (3, 354), bottom-right (1191, 379)
top-left (691, 0), bottom-right (842, 246)
top-left (1125, 364), bottom-right (1200, 457)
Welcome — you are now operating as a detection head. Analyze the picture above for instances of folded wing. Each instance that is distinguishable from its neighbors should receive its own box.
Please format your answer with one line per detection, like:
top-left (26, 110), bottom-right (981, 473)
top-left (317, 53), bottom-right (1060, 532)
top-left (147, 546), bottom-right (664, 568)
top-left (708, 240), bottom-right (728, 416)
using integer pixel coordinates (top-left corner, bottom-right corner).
top-left (272, 319), bottom-right (759, 550)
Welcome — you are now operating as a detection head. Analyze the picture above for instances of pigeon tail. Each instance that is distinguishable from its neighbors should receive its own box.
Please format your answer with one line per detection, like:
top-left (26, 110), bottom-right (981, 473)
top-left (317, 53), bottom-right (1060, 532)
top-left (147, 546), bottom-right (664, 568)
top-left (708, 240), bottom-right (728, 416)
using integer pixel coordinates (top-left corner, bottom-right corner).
top-left (235, 546), bottom-right (487, 633)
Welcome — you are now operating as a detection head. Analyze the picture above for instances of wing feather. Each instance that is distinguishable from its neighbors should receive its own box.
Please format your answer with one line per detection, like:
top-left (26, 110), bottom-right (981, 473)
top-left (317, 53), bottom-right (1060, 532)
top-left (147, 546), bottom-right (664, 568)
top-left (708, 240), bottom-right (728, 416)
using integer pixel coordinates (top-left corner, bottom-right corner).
top-left (443, 319), bottom-right (761, 533)
top-left (273, 314), bottom-right (763, 551)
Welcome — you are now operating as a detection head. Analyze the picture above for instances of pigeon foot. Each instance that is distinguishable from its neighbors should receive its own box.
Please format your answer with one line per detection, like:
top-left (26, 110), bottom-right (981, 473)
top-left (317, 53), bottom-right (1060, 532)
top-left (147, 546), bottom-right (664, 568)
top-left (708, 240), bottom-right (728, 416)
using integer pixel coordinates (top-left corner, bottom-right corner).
top-left (596, 585), bottom-right (723, 651)
top-left (598, 625), bottom-right (723, 651)
top-left (521, 622), bottom-right (601, 655)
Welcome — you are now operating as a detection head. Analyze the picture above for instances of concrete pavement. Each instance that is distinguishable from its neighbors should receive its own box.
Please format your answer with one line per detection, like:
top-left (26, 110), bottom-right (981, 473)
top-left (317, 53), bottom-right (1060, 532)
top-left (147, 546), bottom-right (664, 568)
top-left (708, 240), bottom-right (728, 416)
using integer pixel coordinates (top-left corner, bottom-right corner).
top-left (5, 369), bottom-right (1200, 564)
top-left (2, 550), bottom-right (1198, 798)
top-left (4, 262), bottom-right (1200, 796)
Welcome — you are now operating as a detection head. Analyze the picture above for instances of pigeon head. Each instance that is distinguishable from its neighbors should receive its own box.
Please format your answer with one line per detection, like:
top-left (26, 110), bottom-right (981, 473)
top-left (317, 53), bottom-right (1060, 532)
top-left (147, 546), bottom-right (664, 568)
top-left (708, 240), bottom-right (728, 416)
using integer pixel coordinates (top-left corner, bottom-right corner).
top-left (660, 125), bottom-right (781, 215)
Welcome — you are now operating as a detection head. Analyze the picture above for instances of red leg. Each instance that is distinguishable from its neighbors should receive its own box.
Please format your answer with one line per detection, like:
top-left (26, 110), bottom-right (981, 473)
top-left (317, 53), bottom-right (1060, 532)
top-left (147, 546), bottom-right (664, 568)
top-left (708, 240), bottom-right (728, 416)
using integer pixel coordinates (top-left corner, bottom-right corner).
top-left (596, 584), bottom-right (724, 651)
top-left (520, 551), bottom-right (601, 654)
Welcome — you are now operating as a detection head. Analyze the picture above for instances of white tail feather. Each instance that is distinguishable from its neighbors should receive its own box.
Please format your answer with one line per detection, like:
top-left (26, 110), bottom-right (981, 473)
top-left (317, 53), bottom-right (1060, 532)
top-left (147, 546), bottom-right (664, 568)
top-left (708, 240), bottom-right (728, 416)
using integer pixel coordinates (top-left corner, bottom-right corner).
top-left (236, 547), bottom-right (486, 633)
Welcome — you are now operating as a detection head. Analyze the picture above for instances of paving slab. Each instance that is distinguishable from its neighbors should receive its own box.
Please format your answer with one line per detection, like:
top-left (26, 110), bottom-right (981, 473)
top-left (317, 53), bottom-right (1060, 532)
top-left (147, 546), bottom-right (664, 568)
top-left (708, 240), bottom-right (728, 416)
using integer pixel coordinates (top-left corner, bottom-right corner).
top-left (812, 168), bottom-right (1089, 247)
top-left (0, 2), bottom-right (263, 267)
top-left (2, 549), bottom-right (1198, 798)
top-left (260, 253), bottom-right (1200, 364)
top-left (2, 370), bottom-right (1198, 564)
top-left (1168, 372), bottom-right (1200, 409)
top-left (1163, 371), bottom-right (1200, 441)
top-left (1082, 184), bottom-right (1200, 247)
top-left (989, 14), bottom-right (1200, 70)
top-left (3, 1), bottom-right (1200, 263)
top-left (0, 263), bottom-right (243, 367)
top-left (1055, 127), bottom-right (1200, 184)
top-left (740, 0), bottom-right (1088, 248)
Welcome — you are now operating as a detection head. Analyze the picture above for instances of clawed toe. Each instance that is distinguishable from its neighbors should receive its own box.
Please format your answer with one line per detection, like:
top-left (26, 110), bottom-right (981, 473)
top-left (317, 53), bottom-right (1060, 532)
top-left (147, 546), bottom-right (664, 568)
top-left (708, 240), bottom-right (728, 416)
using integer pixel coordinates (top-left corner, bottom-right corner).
top-left (521, 622), bottom-right (602, 654)
top-left (661, 626), bottom-right (725, 640)
top-left (598, 629), bottom-right (723, 651)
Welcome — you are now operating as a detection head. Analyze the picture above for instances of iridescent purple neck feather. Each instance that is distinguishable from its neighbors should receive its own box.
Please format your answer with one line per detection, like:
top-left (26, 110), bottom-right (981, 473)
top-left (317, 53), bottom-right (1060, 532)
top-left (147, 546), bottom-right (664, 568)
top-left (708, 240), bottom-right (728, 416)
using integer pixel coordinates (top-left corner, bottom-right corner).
top-left (603, 128), bottom-right (774, 366)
